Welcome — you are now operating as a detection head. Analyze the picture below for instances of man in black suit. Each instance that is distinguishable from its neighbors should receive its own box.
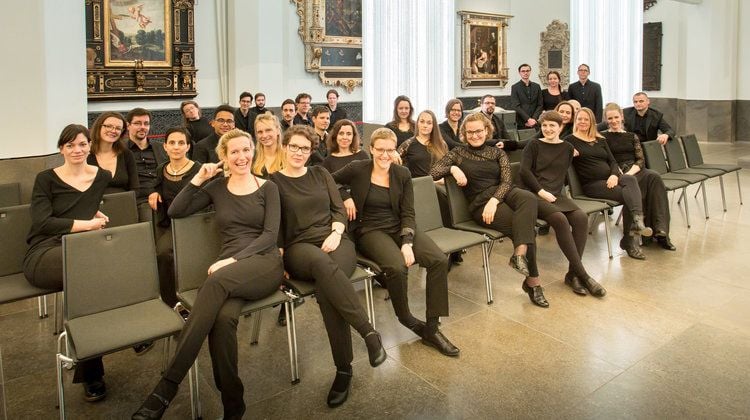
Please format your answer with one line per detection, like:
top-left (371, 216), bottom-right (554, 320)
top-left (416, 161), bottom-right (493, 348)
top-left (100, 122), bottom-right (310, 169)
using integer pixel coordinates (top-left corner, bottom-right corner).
top-left (479, 94), bottom-right (514, 149)
top-left (568, 63), bottom-right (603, 122)
top-left (623, 92), bottom-right (675, 145)
top-left (510, 64), bottom-right (543, 129)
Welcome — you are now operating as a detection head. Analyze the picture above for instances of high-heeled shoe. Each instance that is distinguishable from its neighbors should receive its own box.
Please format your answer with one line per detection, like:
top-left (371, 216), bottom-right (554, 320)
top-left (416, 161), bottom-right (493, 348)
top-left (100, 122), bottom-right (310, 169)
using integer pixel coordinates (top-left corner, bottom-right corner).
top-left (509, 255), bottom-right (530, 276)
top-left (364, 331), bottom-right (387, 367)
top-left (132, 393), bottom-right (169, 420)
top-left (521, 281), bottom-right (549, 308)
top-left (326, 369), bottom-right (353, 408)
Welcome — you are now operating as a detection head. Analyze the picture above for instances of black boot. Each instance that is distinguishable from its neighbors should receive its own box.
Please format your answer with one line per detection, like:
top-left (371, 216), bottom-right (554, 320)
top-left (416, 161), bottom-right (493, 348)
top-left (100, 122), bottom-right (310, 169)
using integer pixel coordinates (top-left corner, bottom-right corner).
top-left (132, 393), bottom-right (169, 419)
top-left (630, 212), bottom-right (653, 237)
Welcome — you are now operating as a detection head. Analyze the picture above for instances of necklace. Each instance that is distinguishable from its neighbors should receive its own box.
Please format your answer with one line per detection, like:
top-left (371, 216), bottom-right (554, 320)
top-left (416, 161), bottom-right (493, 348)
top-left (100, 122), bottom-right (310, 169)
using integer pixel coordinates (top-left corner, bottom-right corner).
top-left (167, 160), bottom-right (191, 175)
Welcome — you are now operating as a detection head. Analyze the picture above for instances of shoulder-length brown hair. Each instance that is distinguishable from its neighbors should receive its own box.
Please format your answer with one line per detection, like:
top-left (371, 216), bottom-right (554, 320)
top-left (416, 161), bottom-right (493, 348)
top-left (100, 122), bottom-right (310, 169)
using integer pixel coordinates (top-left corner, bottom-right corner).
top-left (327, 119), bottom-right (361, 154)
top-left (90, 111), bottom-right (127, 155)
top-left (417, 110), bottom-right (448, 161)
top-left (574, 107), bottom-right (604, 139)
top-left (389, 95), bottom-right (415, 130)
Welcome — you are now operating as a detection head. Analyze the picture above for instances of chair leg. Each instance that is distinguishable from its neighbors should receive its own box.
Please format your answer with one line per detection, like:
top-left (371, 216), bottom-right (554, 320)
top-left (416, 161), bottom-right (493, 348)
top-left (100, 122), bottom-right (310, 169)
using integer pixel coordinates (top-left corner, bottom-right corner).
top-left (602, 210), bottom-right (613, 259)
top-left (56, 331), bottom-right (73, 420)
top-left (161, 336), bottom-right (171, 374)
top-left (737, 171), bottom-right (743, 205)
top-left (683, 187), bottom-right (691, 228)
top-left (365, 274), bottom-right (375, 328)
top-left (693, 182), bottom-right (702, 199)
top-left (700, 181), bottom-right (709, 219)
top-left (587, 213), bottom-right (598, 235)
top-left (188, 360), bottom-right (201, 420)
top-left (250, 311), bottom-right (262, 345)
top-left (614, 211), bottom-right (623, 227)
top-left (719, 176), bottom-right (727, 211)
top-left (285, 300), bottom-right (300, 384)
top-left (38, 295), bottom-right (49, 319)
top-left (678, 188), bottom-right (685, 205)
top-left (481, 241), bottom-right (493, 304)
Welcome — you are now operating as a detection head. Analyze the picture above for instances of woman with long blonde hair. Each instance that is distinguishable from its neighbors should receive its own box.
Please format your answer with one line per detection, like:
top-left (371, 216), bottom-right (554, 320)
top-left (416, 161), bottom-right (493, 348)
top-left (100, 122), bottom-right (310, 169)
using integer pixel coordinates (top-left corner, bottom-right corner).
top-left (251, 112), bottom-right (285, 177)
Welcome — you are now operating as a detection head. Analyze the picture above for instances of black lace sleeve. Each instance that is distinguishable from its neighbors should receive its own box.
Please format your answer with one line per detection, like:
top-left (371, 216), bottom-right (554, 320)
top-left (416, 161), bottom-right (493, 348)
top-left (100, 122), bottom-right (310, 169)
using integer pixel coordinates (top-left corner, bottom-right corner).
top-left (430, 149), bottom-right (458, 180)
top-left (492, 149), bottom-right (513, 203)
top-left (632, 133), bottom-right (645, 169)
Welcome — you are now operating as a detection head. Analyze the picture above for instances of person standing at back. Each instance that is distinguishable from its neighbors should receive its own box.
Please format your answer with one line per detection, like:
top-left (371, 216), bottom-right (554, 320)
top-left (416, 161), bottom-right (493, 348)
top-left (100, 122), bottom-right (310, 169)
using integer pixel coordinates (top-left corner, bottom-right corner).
top-left (568, 64), bottom-right (603, 122)
top-left (510, 64), bottom-right (543, 129)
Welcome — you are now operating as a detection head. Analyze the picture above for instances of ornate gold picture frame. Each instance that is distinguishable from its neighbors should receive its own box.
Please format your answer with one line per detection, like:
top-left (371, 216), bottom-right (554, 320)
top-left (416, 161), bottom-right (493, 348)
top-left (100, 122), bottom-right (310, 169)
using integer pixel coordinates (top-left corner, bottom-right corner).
top-left (291, 0), bottom-right (362, 93)
top-left (458, 11), bottom-right (512, 89)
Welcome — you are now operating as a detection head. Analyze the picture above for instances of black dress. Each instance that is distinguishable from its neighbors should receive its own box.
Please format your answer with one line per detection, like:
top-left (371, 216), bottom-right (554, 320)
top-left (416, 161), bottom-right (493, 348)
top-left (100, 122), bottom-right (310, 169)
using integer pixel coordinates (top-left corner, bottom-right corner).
top-left (397, 138), bottom-right (433, 178)
top-left (519, 139), bottom-right (579, 216)
top-left (87, 150), bottom-right (139, 193)
top-left (541, 89), bottom-right (569, 111)
top-left (322, 150), bottom-right (370, 174)
top-left (384, 122), bottom-right (414, 147)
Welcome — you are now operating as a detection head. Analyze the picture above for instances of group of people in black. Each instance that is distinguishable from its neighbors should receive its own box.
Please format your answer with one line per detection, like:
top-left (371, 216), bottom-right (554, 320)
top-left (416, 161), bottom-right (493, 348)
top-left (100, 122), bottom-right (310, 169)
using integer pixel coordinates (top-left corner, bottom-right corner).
top-left (22, 69), bottom-right (678, 418)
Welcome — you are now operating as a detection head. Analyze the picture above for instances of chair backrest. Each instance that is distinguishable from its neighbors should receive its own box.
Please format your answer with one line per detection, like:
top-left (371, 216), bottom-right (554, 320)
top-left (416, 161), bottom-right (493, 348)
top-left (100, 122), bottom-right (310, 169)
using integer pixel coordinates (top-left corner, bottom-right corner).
top-left (412, 176), bottom-right (444, 232)
top-left (100, 191), bottom-right (138, 228)
top-left (641, 140), bottom-right (669, 175)
top-left (680, 134), bottom-right (705, 166)
top-left (510, 161), bottom-right (522, 186)
top-left (63, 222), bottom-right (159, 320)
top-left (506, 129), bottom-right (519, 142)
top-left (566, 167), bottom-right (586, 197)
top-left (444, 176), bottom-right (473, 227)
top-left (0, 204), bottom-right (31, 277)
top-left (0, 183), bottom-right (21, 208)
top-left (172, 212), bottom-right (222, 294)
top-left (517, 128), bottom-right (538, 141)
top-left (663, 138), bottom-right (688, 171)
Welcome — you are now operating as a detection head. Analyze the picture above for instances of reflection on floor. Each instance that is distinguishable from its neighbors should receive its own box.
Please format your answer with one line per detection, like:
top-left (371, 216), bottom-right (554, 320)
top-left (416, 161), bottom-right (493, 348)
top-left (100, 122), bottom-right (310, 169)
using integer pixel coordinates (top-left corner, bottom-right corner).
top-left (2, 143), bottom-right (749, 419)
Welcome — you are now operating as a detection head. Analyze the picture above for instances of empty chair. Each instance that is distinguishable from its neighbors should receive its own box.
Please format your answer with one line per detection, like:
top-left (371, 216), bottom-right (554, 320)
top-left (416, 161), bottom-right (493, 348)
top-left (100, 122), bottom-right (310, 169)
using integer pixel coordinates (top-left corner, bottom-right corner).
top-left (0, 182), bottom-right (21, 207)
top-left (56, 222), bottom-right (184, 419)
top-left (680, 134), bottom-right (743, 206)
top-left (663, 138), bottom-right (726, 212)
top-left (99, 191), bottom-right (138, 227)
top-left (517, 128), bottom-right (538, 141)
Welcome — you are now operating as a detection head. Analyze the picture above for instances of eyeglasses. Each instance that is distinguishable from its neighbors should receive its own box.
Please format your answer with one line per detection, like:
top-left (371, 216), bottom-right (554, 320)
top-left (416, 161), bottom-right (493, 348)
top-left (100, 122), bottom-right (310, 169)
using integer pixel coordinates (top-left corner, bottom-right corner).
top-left (102, 124), bottom-right (123, 132)
top-left (298, 101), bottom-right (311, 105)
top-left (215, 118), bottom-right (235, 125)
top-left (578, 68), bottom-right (590, 72)
top-left (287, 144), bottom-right (312, 154)
top-left (372, 147), bottom-right (396, 155)
top-left (450, 108), bottom-right (463, 113)
top-left (465, 128), bottom-right (486, 137)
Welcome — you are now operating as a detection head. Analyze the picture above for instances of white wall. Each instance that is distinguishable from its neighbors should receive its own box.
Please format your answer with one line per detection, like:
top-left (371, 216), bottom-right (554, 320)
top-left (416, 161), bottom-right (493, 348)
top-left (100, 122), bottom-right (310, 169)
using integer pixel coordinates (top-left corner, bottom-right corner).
top-left (0, 1), bottom-right (87, 158)
top-left (454, 0), bottom-right (569, 100)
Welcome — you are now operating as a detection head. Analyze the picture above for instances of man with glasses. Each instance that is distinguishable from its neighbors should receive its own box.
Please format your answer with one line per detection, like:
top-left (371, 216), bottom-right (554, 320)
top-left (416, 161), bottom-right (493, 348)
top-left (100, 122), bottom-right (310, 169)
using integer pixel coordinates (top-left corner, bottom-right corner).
top-left (510, 64), bottom-right (543, 129)
top-left (293, 93), bottom-right (313, 126)
top-left (193, 105), bottom-right (236, 164)
top-left (480, 94), bottom-right (517, 149)
top-left (125, 107), bottom-right (168, 221)
top-left (568, 63), bottom-right (603, 122)
top-left (234, 91), bottom-right (253, 133)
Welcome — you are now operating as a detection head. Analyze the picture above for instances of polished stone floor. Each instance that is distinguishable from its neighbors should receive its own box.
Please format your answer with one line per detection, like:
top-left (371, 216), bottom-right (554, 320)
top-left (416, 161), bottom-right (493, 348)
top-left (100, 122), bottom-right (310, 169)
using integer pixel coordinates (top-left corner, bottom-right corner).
top-left (2, 143), bottom-right (749, 419)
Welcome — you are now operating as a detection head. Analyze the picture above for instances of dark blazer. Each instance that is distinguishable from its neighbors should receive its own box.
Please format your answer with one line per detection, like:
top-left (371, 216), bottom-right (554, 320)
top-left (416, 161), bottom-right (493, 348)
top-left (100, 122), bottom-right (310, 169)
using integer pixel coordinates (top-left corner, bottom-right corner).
top-left (439, 120), bottom-right (463, 150)
top-left (331, 159), bottom-right (415, 238)
top-left (568, 80), bottom-right (603, 122)
top-left (622, 106), bottom-right (675, 142)
top-left (193, 132), bottom-right (220, 163)
top-left (234, 108), bottom-right (253, 133)
top-left (482, 112), bottom-right (520, 150)
top-left (510, 80), bottom-right (543, 127)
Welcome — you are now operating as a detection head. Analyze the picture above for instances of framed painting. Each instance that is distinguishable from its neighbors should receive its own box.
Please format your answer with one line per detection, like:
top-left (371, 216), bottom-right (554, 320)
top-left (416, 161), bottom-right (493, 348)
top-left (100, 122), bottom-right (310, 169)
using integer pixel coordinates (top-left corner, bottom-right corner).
top-left (85, 0), bottom-right (197, 100)
top-left (291, 0), bottom-right (362, 93)
top-left (458, 11), bottom-right (512, 89)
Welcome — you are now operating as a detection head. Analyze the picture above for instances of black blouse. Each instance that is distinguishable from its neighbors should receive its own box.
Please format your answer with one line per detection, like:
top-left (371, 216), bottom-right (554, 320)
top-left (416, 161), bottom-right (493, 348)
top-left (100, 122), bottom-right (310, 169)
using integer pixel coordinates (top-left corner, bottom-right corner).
top-left (602, 131), bottom-right (645, 172)
top-left (384, 122), bottom-right (415, 147)
top-left (322, 150), bottom-right (370, 174)
top-left (397, 138), bottom-right (433, 178)
top-left (519, 139), bottom-right (574, 196)
top-left (439, 120), bottom-right (463, 150)
top-left (359, 184), bottom-right (401, 236)
top-left (87, 149), bottom-right (139, 193)
top-left (152, 161), bottom-right (202, 228)
top-left (541, 89), bottom-right (569, 111)
top-left (565, 134), bottom-right (619, 185)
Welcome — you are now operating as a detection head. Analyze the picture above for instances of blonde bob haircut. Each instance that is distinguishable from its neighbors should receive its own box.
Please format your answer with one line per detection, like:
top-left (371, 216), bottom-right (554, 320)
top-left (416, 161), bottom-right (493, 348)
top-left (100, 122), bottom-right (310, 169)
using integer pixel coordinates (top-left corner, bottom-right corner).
top-left (216, 128), bottom-right (254, 176)
top-left (574, 107), bottom-right (604, 139)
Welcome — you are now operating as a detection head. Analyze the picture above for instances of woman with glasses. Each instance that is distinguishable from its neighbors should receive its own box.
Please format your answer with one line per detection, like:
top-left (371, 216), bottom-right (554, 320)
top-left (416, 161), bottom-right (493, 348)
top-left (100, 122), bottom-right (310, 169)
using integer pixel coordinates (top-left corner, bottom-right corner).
top-left (25, 124), bottom-right (112, 402)
top-left (384, 95), bottom-right (416, 147)
top-left (270, 125), bottom-right (386, 408)
top-left (332, 128), bottom-right (458, 357)
top-left (87, 111), bottom-right (139, 193)
top-left (439, 99), bottom-right (465, 150)
top-left (431, 113), bottom-right (548, 308)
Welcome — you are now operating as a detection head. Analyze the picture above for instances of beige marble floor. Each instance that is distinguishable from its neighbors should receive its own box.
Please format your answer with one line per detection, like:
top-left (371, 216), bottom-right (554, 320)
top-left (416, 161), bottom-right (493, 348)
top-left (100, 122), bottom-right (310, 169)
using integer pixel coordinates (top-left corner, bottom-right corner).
top-left (1, 143), bottom-right (749, 419)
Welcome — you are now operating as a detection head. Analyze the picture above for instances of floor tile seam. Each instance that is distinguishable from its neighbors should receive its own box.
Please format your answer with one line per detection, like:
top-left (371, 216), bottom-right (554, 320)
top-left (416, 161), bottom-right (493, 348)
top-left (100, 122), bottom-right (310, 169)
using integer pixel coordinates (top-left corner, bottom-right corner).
top-left (692, 317), bottom-right (750, 339)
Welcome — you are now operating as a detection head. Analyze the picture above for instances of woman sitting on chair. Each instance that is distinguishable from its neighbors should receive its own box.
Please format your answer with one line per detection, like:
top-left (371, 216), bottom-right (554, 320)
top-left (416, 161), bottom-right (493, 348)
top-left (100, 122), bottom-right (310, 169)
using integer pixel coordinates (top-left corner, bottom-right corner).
top-left (332, 127), bottom-right (459, 357)
top-left (24, 124), bottom-right (112, 402)
top-left (133, 129), bottom-right (284, 420)
top-left (251, 112), bottom-right (285, 178)
top-left (321, 119), bottom-right (369, 174)
top-left (87, 111), bottom-right (139, 193)
top-left (430, 112), bottom-right (548, 308)
top-left (519, 111), bottom-right (605, 297)
top-left (565, 107), bottom-right (653, 260)
top-left (270, 125), bottom-right (386, 408)
top-left (602, 102), bottom-right (675, 253)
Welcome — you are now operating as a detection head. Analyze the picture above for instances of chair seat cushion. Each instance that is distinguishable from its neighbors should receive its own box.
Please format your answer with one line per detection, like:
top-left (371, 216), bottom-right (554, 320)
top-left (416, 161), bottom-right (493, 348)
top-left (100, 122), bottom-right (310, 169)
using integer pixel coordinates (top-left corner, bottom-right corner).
top-left (693, 163), bottom-right (741, 173)
top-left (426, 227), bottom-right (487, 254)
top-left (284, 266), bottom-right (372, 297)
top-left (661, 173), bottom-right (706, 183)
top-left (571, 199), bottom-right (610, 214)
top-left (66, 299), bottom-right (183, 360)
top-left (662, 178), bottom-right (690, 191)
top-left (178, 289), bottom-right (289, 314)
top-left (675, 168), bottom-right (725, 178)
top-left (0, 273), bottom-right (57, 304)
top-left (452, 221), bottom-right (505, 240)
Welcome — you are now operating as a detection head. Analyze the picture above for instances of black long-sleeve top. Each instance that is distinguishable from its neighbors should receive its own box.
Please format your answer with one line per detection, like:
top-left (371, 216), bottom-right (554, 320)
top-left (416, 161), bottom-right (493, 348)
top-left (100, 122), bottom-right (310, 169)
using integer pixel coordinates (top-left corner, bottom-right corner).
top-left (519, 139), bottom-right (574, 196)
top-left (397, 137), bottom-right (433, 178)
top-left (384, 121), bottom-right (414, 147)
top-left (602, 131), bottom-right (645, 173)
top-left (87, 149), bottom-right (139, 193)
top-left (270, 166), bottom-right (347, 248)
top-left (193, 133), bottom-right (220, 164)
top-left (321, 150), bottom-right (370, 174)
top-left (168, 177), bottom-right (281, 260)
top-left (186, 118), bottom-right (214, 146)
top-left (26, 168), bottom-right (112, 250)
top-left (565, 134), bottom-right (619, 185)
top-left (439, 120), bottom-right (463, 150)
top-left (541, 89), bottom-right (570, 111)
top-left (152, 161), bottom-right (202, 228)
top-left (430, 144), bottom-right (513, 214)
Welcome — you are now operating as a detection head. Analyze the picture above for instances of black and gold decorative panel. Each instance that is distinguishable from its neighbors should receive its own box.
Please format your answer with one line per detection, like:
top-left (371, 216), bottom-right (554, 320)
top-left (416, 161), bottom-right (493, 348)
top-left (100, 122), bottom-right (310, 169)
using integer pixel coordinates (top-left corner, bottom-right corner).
top-left (85, 0), bottom-right (197, 100)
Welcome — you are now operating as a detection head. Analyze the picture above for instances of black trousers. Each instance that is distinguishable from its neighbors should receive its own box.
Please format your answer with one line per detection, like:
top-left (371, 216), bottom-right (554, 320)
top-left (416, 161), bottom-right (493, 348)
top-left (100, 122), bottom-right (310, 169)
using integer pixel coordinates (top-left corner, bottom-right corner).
top-left (582, 174), bottom-right (643, 234)
top-left (635, 169), bottom-right (671, 234)
top-left (537, 201), bottom-right (590, 279)
top-left (285, 236), bottom-right (373, 370)
top-left (155, 226), bottom-right (178, 307)
top-left (163, 252), bottom-right (283, 416)
top-left (357, 229), bottom-right (449, 323)
top-left (472, 188), bottom-right (540, 277)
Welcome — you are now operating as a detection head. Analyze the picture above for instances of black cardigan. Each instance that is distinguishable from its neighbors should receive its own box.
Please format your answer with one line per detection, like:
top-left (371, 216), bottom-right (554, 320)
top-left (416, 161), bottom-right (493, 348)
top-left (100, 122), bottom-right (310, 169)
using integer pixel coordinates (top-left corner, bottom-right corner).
top-left (331, 159), bottom-right (415, 242)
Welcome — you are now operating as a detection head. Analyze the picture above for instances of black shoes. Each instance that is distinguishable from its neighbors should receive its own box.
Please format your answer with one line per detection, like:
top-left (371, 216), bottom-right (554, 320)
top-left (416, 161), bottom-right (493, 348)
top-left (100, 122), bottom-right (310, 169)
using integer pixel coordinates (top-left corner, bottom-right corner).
top-left (509, 255), bottom-right (530, 277)
top-left (421, 330), bottom-right (460, 357)
top-left (620, 237), bottom-right (646, 260)
top-left (654, 231), bottom-right (677, 251)
top-left (132, 393), bottom-right (169, 419)
top-left (326, 370), bottom-right (353, 408)
top-left (83, 380), bottom-right (107, 402)
top-left (364, 331), bottom-right (387, 367)
top-left (133, 342), bottom-right (155, 356)
top-left (564, 273), bottom-right (588, 295)
top-left (408, 320), bottom-right (426, 338)
top-left (521, 281), bottom-right (549, 308)
top-left (630, 212), bottom-right (653, 237)
top-left (581, 276), bottom-right (606, 297)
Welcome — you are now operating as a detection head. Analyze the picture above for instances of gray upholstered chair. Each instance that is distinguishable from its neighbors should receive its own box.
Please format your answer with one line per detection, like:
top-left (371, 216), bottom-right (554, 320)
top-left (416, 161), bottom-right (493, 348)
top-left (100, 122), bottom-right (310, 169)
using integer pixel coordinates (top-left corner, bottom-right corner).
top-left (99, 191), bottom-right (138, 228)
top-left (0, 204), bottom-right (57, 319)
top-left (664, 138), bottom-right (726, 212)
top-left (680, 134), bottom-right (743, 205)
top-left (0, 182), bottom-right (21, 207)
top-left (411, 176), bottom-right (493, 303)
top-left (56, 222), bottom-right (184, 419)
